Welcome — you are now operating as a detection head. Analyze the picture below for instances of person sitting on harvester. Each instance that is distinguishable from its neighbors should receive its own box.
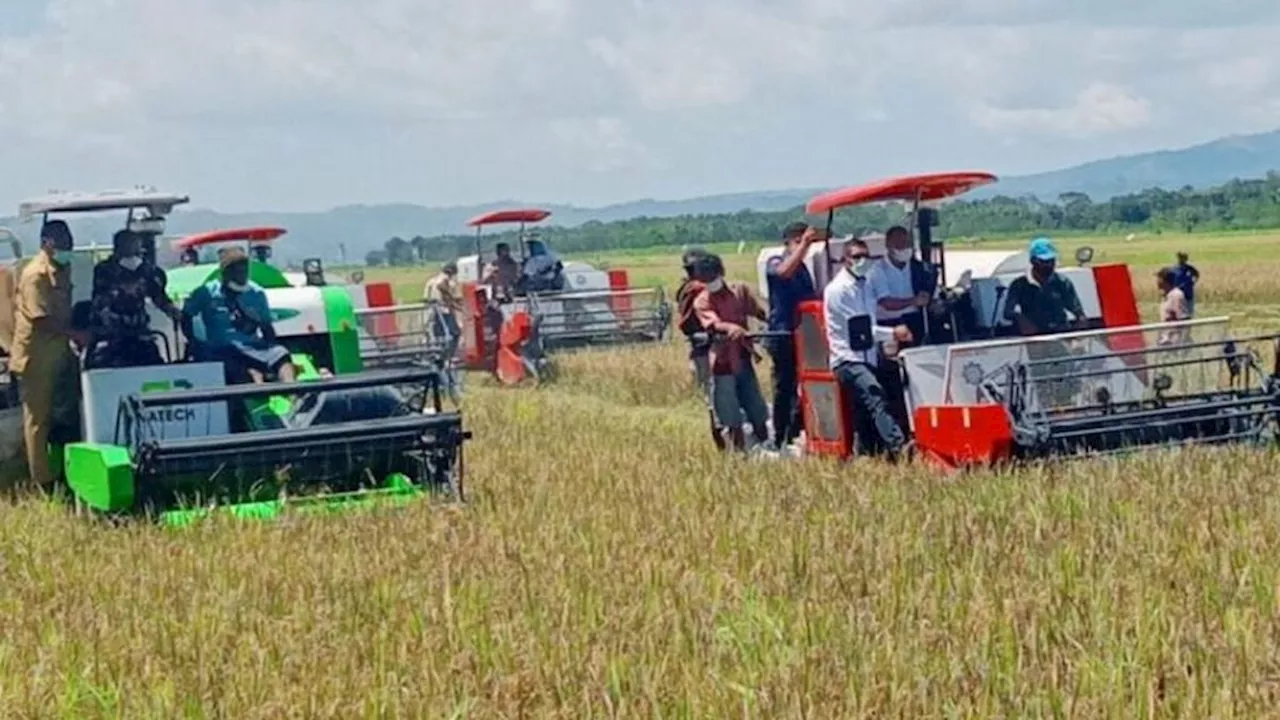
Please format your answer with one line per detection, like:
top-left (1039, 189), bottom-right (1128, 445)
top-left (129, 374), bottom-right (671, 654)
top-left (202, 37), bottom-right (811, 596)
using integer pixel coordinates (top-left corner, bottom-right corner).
top-left (824, 238), bottom-right (913, 461)
top-left (675, 247), bottom-right (724, 451)
top-left (1003, 236), bottom-right (1087, 337)
top-left (181, 247), bottom-right (298, 384)
top-left (868, 225), bottom-right (938, 433)
top-left (693, 253), bottom-right (771, 452)
top-left (1003, 236), bottom-right (1087, 407)
top-left (480, 241), bottom-right (522, 358)
top-left (85, 229), bottom-right (182, 368)
top-left (869, 225), bottom-right (936, 345)
top-left (521, 237), bottom-right (565, 293)
top-left (481, 242), bottom-right (521, 299)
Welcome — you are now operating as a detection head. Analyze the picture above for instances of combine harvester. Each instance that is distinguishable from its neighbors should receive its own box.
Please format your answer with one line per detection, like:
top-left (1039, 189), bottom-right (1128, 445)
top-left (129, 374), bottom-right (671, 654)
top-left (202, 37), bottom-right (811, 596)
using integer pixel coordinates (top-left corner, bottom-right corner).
top-left (756, 172), bottom-right (1280, 467)
top-left (8, 190), bottom-right (470, 526)
top-left (356, 208), bottom-right (672, 386)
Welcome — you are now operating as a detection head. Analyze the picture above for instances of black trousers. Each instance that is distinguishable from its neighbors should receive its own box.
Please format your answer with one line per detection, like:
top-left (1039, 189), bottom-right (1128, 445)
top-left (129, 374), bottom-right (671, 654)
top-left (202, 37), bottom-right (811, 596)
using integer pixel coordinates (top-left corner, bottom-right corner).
top-left (767, 337), bottom-right (802, 446)
top-left (834, 361), bottom-right (907, 457)
top-left (877, 312), bottom-right (922, 434)
top-left (84, 336), bottom-right (164, 370)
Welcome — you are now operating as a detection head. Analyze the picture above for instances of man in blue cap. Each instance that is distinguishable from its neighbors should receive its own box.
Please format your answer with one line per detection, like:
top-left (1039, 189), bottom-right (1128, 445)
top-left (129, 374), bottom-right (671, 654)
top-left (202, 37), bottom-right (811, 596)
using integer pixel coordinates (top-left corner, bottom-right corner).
top-left (1003, 236), bottom-right (1087, 337)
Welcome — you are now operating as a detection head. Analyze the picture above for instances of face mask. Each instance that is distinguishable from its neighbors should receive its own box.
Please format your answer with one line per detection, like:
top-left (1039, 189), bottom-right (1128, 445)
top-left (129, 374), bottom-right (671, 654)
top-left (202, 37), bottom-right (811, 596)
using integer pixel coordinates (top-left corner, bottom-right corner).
top-left (52, 250), bottom-right (73, 266)
top-left (119, 256), bottom-right (143, 271)
top-left (890, 248), bottom-right (912, 264)
top-left (847, 258), bottom-right (870, 278)
top-left (706, 278), bottom-right (726, 293)
top-left (226, 280), bottom-right (248, 292)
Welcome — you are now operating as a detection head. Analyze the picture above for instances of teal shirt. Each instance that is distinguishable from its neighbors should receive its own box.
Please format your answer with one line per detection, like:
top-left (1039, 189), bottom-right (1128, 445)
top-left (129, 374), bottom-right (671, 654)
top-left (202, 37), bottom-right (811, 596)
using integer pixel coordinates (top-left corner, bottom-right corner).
top-left (182, 279), bottom-right (273, 347)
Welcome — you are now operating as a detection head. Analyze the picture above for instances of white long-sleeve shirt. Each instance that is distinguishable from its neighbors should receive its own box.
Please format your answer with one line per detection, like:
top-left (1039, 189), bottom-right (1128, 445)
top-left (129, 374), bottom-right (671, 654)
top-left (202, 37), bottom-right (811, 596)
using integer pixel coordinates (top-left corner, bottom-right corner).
top-left (823, 267), bottom-right (895, 369)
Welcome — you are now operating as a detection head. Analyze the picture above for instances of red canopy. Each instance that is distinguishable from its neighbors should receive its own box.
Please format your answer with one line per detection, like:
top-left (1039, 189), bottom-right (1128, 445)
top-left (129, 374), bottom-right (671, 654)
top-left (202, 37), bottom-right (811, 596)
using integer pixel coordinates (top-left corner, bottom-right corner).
top-left (805, 172), bottom-right (998, 215)
top-left (465, 208), bottom-right (551, 227)
top-left (173, 226), bottom-right (287, 251)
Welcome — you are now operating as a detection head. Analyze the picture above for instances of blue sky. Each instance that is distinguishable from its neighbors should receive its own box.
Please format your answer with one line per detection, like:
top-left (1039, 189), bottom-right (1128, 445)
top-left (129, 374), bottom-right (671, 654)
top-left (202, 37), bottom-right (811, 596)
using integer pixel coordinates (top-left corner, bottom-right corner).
top-left (1, 0), bottom-right (1278, 213)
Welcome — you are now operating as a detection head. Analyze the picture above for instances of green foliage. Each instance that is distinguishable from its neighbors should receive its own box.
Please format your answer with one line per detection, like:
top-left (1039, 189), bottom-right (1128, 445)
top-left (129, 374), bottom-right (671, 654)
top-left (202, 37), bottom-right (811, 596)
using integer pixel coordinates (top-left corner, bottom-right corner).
top-left (378, 172), bottom-right (1280, 265)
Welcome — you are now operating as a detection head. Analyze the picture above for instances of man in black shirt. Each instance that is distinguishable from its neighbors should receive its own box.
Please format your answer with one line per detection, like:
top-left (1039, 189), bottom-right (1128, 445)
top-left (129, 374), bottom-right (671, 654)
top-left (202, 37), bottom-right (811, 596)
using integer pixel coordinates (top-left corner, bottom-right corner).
top-left (1002, 236), bottom-right (1088, 407)
top-left (1003, 236), bottom-right (1087, 337)
top-left (86, 230), bottom-right (182, 368)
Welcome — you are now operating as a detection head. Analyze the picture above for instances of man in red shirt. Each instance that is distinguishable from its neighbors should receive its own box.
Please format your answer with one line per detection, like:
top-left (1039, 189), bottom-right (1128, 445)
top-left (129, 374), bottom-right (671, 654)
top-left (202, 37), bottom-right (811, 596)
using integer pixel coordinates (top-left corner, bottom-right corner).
top-left (675, 248), bottom-right (725, 449)
top-left (693, 254), bottom-right (770, 451)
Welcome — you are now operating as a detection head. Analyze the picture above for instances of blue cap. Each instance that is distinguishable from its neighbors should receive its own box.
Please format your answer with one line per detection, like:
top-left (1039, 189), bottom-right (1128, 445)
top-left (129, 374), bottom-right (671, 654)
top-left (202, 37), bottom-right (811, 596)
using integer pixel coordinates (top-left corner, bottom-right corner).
top-left (1028, 236), bottom-right (1058, 261)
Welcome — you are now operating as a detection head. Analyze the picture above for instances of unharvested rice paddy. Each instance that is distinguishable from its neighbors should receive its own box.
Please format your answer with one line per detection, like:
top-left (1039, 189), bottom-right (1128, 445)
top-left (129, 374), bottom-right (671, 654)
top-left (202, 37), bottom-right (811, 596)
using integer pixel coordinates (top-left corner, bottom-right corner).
top-left (2, 231), bottom-right (1280, 717)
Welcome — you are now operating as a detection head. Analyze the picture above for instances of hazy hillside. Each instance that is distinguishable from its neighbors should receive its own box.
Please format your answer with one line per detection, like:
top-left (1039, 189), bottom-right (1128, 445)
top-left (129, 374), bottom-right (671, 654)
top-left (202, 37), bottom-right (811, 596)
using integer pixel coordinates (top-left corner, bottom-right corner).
top-left (2, 129), bottom-right (1276, 264)
top-left (978, 130), bottom-right (1280, 201)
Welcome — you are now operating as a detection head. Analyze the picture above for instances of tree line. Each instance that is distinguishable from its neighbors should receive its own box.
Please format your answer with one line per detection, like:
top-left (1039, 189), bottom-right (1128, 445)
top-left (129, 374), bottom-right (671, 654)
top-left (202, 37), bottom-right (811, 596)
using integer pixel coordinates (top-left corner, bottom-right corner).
top-left (364, 172), bottom-right (1280, 266)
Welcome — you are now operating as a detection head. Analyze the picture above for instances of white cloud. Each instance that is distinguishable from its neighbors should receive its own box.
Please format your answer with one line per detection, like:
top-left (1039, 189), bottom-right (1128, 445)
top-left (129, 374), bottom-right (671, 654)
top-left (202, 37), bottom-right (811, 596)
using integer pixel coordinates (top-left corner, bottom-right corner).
top-left (550, 116), bottom-right (657, 172)
top-left (972, 83), bottom-right (1153, 135)
top-left (0, 0), bottom-right (1277, 211)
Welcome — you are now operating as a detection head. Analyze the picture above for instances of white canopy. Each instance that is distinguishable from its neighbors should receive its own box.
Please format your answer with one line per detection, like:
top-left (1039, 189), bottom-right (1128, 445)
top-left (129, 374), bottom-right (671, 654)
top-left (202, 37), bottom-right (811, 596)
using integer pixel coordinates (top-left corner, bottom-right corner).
top-left (18, 188), bottom-right (190, 221)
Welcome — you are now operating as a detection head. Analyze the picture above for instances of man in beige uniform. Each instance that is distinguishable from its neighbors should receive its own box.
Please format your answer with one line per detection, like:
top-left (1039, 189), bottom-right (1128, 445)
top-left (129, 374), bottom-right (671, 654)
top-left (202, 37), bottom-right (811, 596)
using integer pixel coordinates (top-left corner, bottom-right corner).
top-left (423, 261), bottom-right (464, 404)
top-left (10, 221), bottom-right (79, 490)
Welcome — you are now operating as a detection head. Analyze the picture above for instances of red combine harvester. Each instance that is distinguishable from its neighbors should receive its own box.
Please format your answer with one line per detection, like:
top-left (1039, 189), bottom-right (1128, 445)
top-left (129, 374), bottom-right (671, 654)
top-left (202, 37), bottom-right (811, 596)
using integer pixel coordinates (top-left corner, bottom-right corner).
top-left (355, 207), bottom-right (671, 387)
top-left (764, 171), bottom-right (1280, 468)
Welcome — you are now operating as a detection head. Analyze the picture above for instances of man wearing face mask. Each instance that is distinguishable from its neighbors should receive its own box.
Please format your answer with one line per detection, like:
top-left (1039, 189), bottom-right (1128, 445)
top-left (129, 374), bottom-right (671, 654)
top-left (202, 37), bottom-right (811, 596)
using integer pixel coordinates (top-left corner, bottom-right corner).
top-left (693, 253), bottom-right (771, 452)
top-left (1003, 237), bottom-right (1087, 408)
top-left (869, 226), bottom-right (936, 344)
top-left (86, 230), bottom-right (182, 368)
top-left (868, 225), bottom-right (937, 433)
top-left (10, 220), bottom-right (86, 490)
top-left (1003, 237), bottom-right (1086, 337)
top-left (823, 239), bottom-right (913, 460)
top-left (181, 247), bottom-right (298, 384)
top-left (675, 248), bottom-right (725, 450)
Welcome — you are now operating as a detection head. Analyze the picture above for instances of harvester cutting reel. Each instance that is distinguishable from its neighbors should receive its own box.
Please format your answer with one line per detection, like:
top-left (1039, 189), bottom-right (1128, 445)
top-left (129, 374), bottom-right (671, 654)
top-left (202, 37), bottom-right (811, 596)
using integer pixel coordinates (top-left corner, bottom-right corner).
top-left (987, 333), bottom-right (1280, 460)
top-left (69, 366), bottom-right (472, 527)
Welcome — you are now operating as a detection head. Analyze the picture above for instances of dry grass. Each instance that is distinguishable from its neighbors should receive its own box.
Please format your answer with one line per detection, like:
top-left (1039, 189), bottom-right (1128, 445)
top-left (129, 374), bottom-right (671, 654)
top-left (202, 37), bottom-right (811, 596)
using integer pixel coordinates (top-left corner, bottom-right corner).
top-left (3, 231), bottom-right (1280, 717)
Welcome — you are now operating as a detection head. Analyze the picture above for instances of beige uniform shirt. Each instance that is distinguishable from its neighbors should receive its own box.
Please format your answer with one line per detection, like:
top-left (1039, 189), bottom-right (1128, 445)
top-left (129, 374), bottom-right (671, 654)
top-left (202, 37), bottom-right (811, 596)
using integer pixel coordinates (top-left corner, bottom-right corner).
top-left (9, 252), bottom-right (72, 376)
top-left (423, 272), bottom-right (463, 315)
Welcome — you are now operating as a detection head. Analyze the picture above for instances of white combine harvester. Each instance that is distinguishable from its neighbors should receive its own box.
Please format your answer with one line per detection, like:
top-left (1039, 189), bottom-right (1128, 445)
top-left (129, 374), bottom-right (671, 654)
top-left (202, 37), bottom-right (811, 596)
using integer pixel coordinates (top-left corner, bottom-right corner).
top-left (356, 207), bottom-right (672, 386)
top-left (752, 171), bottom-right (1280, 467)
top-left (454, 208), bottom-right (671, 351)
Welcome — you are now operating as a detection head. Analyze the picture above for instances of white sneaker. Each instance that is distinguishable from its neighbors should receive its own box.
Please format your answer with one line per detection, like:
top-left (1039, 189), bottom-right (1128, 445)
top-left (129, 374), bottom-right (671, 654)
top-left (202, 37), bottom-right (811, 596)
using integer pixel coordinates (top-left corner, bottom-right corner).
top-left (748, 444), bottom-right (782, 462)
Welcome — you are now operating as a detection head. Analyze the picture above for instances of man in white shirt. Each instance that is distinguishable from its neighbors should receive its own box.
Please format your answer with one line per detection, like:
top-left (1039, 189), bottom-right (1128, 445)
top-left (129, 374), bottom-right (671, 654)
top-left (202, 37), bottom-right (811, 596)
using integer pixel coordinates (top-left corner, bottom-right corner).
top-left (868, 226), bottom-right (933, 339)
top-left (867, 225), bottom-right (936, 433)
top-left (824, 238), bottom-right (913, 459)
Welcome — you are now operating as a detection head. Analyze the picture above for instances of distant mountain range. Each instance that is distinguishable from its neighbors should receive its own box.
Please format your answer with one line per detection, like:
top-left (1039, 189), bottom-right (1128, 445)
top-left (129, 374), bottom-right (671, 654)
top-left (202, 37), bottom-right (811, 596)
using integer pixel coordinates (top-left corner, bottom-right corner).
top-left (3, 129), bottom-right (1278, 265)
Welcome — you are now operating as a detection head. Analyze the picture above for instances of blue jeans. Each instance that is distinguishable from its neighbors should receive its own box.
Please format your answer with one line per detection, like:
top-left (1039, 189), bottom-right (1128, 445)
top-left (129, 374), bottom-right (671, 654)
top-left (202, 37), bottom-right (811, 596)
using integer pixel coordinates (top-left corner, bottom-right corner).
top-left (834, 361), bottom-right (907, 457)
top-left (711, 366), bottom-right (769, 439)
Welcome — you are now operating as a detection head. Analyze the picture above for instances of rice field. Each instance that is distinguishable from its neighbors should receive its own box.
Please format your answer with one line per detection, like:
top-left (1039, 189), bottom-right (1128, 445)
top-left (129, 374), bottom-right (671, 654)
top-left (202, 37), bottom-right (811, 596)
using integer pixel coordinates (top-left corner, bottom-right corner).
top-left (2, 230), bottom-right (1280, 717)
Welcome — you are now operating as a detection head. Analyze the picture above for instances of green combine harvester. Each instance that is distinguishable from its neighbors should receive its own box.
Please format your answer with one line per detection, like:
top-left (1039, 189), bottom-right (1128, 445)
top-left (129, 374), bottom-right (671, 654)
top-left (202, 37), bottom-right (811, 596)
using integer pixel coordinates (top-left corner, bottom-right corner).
top-left (14, 191), bottom-right (471, 527)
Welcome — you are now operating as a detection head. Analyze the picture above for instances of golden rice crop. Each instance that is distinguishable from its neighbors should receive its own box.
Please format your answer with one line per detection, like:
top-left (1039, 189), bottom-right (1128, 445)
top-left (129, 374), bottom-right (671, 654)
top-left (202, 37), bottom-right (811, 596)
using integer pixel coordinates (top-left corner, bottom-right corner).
top-left (1, 231), bottom-right (1280, 717)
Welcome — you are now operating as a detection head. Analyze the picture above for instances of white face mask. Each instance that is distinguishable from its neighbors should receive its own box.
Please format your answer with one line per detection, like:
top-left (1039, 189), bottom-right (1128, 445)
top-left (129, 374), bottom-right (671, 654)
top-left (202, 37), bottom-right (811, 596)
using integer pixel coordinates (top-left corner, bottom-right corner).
top-left (847, 258), bottom-right (871, 278)
top-left (226, 280), bottom-right (248, 292)
top-left (706, 277), bottom-right (726, 293)
top-left (890, 248), bottom-right (912, 264)
top-left (118, 256), bottom-right (143, 271)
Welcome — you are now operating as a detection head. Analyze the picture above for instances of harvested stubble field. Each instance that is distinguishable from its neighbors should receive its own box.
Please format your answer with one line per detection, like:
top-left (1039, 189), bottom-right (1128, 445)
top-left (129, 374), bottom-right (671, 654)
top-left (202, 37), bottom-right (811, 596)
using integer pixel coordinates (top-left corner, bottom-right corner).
top-left (3, 231), bottom-right (1280, 717)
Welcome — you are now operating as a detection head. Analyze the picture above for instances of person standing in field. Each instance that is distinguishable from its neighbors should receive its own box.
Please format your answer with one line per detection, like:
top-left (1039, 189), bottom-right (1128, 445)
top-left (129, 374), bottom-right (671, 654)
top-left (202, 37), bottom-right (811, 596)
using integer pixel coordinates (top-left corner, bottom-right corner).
top-left (675, 248), bottom-right (724, 450)
top-left (693, 253), bottom-right (770, 452)
top-left (1172, 251), bottom-right (1200, 317)
top-left (1156, 267), bottom-right (1191, 346)
top-left (763, 222), bottom-right (822, 452)
top-left (423, 260), bottom-right (464, 405)
top-left (9, 221), bottom-right (84, 490)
